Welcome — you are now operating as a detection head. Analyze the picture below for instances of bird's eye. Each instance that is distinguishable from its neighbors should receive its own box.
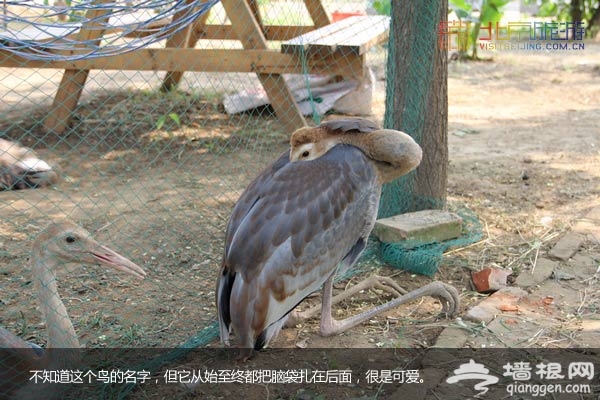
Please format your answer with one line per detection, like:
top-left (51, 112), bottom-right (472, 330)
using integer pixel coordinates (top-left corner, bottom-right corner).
top-left (65, 235), bottom-right (76, 244)
top-left (302, 151), bottom-right (310, 158)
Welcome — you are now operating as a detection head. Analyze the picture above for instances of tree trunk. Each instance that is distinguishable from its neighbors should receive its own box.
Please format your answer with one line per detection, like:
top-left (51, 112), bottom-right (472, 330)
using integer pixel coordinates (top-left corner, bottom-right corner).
top-left (590, 3), bottom-right (600, 36)
top-left (570, 0), bottom-right (583, 26)
top-left (381, 0), bottom-right (448, 216)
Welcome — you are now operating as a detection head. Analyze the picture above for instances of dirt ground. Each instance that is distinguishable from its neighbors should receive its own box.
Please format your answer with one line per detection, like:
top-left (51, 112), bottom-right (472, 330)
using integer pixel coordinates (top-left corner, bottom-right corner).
top-left (0, 41), bottom-right (599, 399)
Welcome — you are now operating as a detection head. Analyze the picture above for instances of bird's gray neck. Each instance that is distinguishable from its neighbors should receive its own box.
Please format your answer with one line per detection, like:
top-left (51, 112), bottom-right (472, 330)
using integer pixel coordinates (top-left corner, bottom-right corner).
top-left (33, 258), bottom-right (79, 349)
top-left (336, 132), bottom-right (422, 183)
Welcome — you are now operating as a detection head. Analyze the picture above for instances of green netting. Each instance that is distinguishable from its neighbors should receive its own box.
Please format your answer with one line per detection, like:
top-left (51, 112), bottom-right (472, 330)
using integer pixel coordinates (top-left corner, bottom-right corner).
top-left (381, 0), bottom-right (443, 217)
top-left (378, 0), bottom-right (482, 277)
top-left (379, 205), bottom-right (483, 276)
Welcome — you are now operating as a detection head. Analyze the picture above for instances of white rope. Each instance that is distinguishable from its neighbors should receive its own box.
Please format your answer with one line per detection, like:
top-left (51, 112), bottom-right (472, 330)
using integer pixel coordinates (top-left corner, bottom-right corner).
top-left (0, 0), bottom-right (220, 60)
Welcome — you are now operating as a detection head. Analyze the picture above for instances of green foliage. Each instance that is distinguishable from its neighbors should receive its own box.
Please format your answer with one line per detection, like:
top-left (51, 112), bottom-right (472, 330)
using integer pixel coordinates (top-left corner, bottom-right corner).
top-left (528, 0), bottom-right (572, 19)
top-left (155, 112), bottom-right (181, 131)
top-left (480, 0), bottom-right (512, 22)
top-left (449, 0), bottom-right (477, 20)
top-left (538, 0), bottom-right (561, 17)
top-left (449, 0), bottom-right (512, 59)
top-left (372, 0), bottom-right (391, 16)
top-left (524, 0), bottom-right (600, 36)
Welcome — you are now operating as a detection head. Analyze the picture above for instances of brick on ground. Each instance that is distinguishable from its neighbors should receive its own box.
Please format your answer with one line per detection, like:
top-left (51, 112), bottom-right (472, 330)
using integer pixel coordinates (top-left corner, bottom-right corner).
top-left (565, 253), bottom-right (600, 279)
top-left (469, 315), bottom-right (552, 348)
top-left (572, 206), bottom-right (600, 244)
top-left (514, 257), bottom-right (556, 288)
top-left (548, 232), bottom-right (586, 261)
top-left (536, 279), bottom-right (586, 314)
top-left (468, 288), bottom-right (561, 348)
top-left (373, 209), bottom-right (463, 246)
top-left (465, 286), bottom-right (528, 323)
top-left (472, 267), bottom-right (512, 293)
top-left (433, 326), bottom-right (471, 347)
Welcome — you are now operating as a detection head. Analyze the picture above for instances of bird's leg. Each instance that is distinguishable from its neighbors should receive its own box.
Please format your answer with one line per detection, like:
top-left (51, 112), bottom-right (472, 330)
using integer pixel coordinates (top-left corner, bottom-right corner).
top-left (319, 274), bottom-right (339, 334)
top-left (285, 275), bottom-right (407, 328)
top-left (320, 279), bottom-right (460, 337)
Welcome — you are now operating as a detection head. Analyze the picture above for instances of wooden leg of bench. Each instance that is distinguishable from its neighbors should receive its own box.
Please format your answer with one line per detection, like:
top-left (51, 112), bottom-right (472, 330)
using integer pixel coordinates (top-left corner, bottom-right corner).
top-left (259, 73), bottom-right (306, 133)
top-left (43, 69), bottom-right (90, 134)
top-left (44, 1), bottom-right (112, 134)
top-left (221, 0), bottom-right (306, 133)
top-left (304, 0), bottom-right (330, 28)
top-left (160, 47), bottom-right (190, 92)
top-left (161, 1), bottom-right (209, 92)
top-left (247, 0), bottom-right (264, 29)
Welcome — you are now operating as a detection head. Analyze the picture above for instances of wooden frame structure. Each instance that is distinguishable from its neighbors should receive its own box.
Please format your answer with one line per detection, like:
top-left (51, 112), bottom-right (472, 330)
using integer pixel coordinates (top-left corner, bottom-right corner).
top-left (0, 0), bottom-right (390, 134)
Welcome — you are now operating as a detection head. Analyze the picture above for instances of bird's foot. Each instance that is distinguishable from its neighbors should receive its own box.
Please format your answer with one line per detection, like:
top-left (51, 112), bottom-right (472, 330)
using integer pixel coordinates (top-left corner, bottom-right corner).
top-left (284, 275), bottom-right (408, 328)
top-left (237, 347), bottom-right (254, 362)
top-left (426, 281), bottom-right (460, 318)
top-left (318, 279), bottom-right (460, 336)
top-left (350, 274), bottom-right (408, 297)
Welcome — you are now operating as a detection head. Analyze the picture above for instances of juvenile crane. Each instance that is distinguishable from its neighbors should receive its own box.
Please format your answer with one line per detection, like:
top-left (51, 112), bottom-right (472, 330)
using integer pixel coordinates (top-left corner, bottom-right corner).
top-left (0, 221), bottom-right (146, 399)
top-left (0, 138), bottom-right (58, 190)
top-left (217, 118), bottom-right (459, 358)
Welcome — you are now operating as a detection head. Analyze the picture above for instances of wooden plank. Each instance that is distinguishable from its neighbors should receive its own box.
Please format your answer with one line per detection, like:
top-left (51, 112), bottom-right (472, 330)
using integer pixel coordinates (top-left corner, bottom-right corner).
top-left (261, 25), bottom-right (315, 41)
top-left (96, 24), bottom-right (315, 41)
top-left (282, 15), bottom-right (390, 56)
top-left (304, 0), bottom-right (330, 28)
top-left (44, 0), bottom-right (113, 134)
top-left (0, 48), bottom-right (364, 77)
top-left (220, 0), bottom-right (306, 133)
top-left (282, 16), bottom-right (358, 51)
top-left (323, 15), bottom-right (390, 55)
top-left (0, 22), bottom-right (315, 44)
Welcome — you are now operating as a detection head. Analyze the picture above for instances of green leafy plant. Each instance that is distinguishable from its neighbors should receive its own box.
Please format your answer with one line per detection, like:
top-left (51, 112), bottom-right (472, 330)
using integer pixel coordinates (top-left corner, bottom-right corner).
top-left (372, 0), bottom-right (391, 16)
top-left (449, 0), bottom-right (511, 59)
top-left (155, 112), bottom-right (181, 131)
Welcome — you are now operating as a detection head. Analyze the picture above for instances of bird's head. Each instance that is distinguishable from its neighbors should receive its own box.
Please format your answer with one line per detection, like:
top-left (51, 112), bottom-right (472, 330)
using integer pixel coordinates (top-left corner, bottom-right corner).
top-left (290, 119), bottom-right (381, 162)
top-left (289, 118), bottom-right (422, 182)
top-left (32, 221), bottom-right (146, 279)
top-left (289, 126), bottom-right (337, 162)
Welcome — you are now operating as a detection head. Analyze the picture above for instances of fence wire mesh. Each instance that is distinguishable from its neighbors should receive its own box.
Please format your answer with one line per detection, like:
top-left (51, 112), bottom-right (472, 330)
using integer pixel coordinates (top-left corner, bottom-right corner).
top-left (0, 0), bottom-right (402, 397)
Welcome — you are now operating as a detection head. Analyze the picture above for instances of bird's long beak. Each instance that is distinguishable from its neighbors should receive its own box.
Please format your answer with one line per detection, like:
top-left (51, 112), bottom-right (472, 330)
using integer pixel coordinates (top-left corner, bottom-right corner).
top-left (92, 244), bottom-right (146, 279)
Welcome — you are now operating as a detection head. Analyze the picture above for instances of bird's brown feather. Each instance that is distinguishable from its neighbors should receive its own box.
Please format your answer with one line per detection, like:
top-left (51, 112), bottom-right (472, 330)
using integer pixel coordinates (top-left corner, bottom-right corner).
top-left (289, 118), bottom-right (378, 150)
top-left (319, 117), bottom-right (379, 134)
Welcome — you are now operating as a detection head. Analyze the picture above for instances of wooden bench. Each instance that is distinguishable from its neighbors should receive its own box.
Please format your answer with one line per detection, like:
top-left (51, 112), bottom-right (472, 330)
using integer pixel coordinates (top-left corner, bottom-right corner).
top-left (282, 15), bottom-right (390, 59)
top-left (0, 2), bottom-right (390, 134)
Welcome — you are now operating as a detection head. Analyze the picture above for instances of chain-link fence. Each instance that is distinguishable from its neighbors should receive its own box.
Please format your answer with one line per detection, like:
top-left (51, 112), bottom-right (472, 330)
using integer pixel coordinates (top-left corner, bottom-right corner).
top-left (0, 0), bottom-right (399, 397)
